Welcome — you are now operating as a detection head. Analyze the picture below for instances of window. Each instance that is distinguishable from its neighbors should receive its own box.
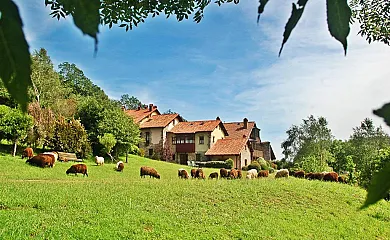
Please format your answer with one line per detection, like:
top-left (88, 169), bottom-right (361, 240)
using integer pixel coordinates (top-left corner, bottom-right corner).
top-left (213, 136), bottom-right (215, 143)
top-left (245, 159), bottom-right (248, 166)
top-left (180, 138), bottom-right (185, 144)
top-left (199, 136), bottom-right (204, 144)
top-left (172, 137), bottom-right (176, 145)
top-left (148, 148), bottom-right (153, 156)
top-left (196, 154), bottom-right (201, 161)
top-left (185, 137), bottom-right (194, 143)
top-left (145, 132), bottom-right (150, 145)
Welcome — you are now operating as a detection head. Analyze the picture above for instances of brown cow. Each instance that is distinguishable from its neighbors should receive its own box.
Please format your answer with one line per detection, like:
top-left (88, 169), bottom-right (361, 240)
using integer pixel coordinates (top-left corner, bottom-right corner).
top-left (258, 170), bottom-right (269, 178)
top-left (323, 172), bottom-right (338, 182)
top-left (140, 166), bottom-right (160, 179)
top-left (191, 169), bottom-right (197, 178)
top-left (26, 155), bottom-right (52, 168)
top-left (178, 169), bottom-right (189, 179)
top-left (195, 168), bottom-right (206, 179)
top-left (22, 148), bottom-right (34, 159)
top-left (208, 172), bottom-right (218, 179)
top-left (66, 164), bottom-right (88, 177)
top-left (294, 170), bottom-right (305, 178)
top-left (220, 168), bottom-right (229, 179)
top-left (228, 169), bottom-right (238, 179)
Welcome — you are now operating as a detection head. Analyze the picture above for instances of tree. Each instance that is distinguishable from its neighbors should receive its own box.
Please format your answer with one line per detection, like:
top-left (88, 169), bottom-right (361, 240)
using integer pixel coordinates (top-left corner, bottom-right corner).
top-left (98, 133), bottom-right (117, 161)
top-left (120, 94), bottom-right (142, 110)
top-left (348, 118), bottom-right (390, 188)
top-left (30, 48), bottom-right (71, 109)
top-left (58, 62), bottom-right (108, 101)
top-left (27, 101), bottom-right (56, 149)
top-left (282, 115), bottom-right (334, 172)
top-left (0, 105), bottom-right (33, 156)
top-left (350, 0), bottom-right (390, 45)
top-left (47, 116), bottom-right (91, 158)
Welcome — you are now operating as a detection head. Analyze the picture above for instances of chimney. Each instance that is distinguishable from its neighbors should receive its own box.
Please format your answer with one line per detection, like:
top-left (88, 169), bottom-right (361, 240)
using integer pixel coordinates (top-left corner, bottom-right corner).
top-left (149, 104), bottom-right (153, 111)
top-left (216, 116), bottom-right (221, 121)
top-left (121, 105), bottom-right (126, 111)
top-left (137, 104), bottom-right (141, 110)
top-left (243, 118), bottom-right (248, 129)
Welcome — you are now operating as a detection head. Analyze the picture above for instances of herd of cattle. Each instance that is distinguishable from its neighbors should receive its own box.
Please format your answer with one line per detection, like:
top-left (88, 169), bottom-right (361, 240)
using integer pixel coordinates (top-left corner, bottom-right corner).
top-left (21, 147), bottom-right (344, 183)
top-left (176, 168), bottom-right (342, 183)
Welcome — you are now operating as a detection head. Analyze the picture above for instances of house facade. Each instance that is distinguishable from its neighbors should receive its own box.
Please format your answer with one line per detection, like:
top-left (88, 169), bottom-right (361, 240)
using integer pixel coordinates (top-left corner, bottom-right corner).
top-left (124, 104), bottom-right (182, 158)
top-left (205, 118), bottom-right (276, 169)
top-left (166, 118), bottom-right (228, 164)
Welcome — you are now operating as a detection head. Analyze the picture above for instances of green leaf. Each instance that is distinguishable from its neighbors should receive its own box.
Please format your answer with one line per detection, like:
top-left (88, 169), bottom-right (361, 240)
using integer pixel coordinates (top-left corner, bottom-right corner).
top-left (373, 103), bottom-right (390, 127)
top-left (257, 0), bottom-right (270, 23)
top-left (0, 0), bottom-right (32, 111)
top-left (361, 162), bottom-right (390, 209)
top-left (279, 2), bottom-right (307, 57)
top-left (326, 0), bottom-right (351, 55)
top-left (63, 0), bottom-right (100, 53)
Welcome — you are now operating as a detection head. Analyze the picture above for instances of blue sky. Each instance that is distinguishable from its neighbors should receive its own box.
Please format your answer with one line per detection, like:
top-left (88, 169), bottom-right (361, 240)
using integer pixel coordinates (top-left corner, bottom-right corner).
top-left (14, 0), bottom-right (390, 159)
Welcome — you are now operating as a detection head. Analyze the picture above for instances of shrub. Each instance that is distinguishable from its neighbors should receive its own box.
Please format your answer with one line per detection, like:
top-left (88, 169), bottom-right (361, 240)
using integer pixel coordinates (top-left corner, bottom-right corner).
top-left (248, 161), bottom-right (261, 172)
top-left (139, 148), bottom-right (145, 157)
top-left (225, 158), bottom-right (234, 169)
top-left (242, 165), bottom-right (248, 171)
top-left (269, 168), bottom-right (275, 173)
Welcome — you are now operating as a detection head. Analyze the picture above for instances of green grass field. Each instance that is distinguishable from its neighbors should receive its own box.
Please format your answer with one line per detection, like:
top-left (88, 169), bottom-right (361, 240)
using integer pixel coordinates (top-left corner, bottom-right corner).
top-left (0, 154), bottom-right (389, 239)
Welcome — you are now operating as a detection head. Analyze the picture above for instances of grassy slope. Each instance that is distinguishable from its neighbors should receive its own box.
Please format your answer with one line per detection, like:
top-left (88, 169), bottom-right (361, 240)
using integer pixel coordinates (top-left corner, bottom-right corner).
top-left (0, 154), bottom-right (389, 240)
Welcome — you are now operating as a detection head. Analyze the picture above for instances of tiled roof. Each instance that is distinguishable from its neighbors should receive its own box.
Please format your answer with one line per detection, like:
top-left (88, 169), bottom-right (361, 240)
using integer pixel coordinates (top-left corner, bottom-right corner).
top-left (140, 114), bottom-right (180, 128)
top-left (205, 138), bottom-right (247, 155)
top-left (125, 107), bottom-right (159, 123)
top-left (169, 120), bottom-right (227, 134)
top-left (224, 121), bottom-right (255, 140)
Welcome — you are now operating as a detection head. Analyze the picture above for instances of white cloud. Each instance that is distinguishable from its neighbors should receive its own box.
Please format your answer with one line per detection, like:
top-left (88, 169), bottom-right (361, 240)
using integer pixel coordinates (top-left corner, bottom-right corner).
top-left (230, 1), bottom-right (390, 159)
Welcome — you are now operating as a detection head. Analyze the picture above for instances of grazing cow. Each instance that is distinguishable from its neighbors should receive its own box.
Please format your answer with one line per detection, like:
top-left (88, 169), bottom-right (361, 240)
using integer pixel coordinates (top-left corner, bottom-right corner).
top-left (38, 153), bottom-right (56, 167)
top-left (26, 155), bottom-right (52, 168)
top-left (258, 170), bottom-right (269, 178)
top-left (237, 170), bottom-right (243, 179)
top-left (140, 166), bottom-right (160, 179)
top-left (178, 169), bottom-right (189, 179)
top-left (66, 164), bottom-right (88, 177)
top-left (95, 156), bottom-right (104, 166)
top-left (323, 172), bottom-right (338, 182)
top-left (22, 148), bottom-right (34, 159)
top-left (195, 168), bottom-right (206, 179)
top-left (116, 161), bottom-right (124, 172)
top-left (228, 169), bottom-right (238, 179)
top-left (220, 168), bottom-right (229, 179)
top-left (294, 170), bottom-right (305, 178)
top-left (191, 169), bottom-right (197, 178)
top-left (305, 172), bottom-right (314, 180)
top-left (313, 172), bottom-right (327, 181)
top-left (246, 169), bottom-right (258, 179)
top-left (275, 169), bottom-right (289, 178)
top-left (209, 172), bottom-right (218, 179)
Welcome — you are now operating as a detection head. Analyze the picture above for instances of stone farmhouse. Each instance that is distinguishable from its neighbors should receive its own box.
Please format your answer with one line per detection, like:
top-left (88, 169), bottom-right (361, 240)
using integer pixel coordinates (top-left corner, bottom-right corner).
top-left (124, 104), bottom-right (275, 169)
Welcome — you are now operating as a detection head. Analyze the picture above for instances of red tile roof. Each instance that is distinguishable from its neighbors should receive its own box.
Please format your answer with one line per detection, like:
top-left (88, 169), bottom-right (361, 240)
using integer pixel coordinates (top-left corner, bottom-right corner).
top-left (169, 120), bottom-right (228, 134)
top-left (205, 138), bottom-right (248, 155)
top-left (205, 121), bottom-right (255, 156)
top-left (140, 114), bottom-right (180, 128)
top-left (124, 107), bottom-right (160, 123)
top-left (224, 122), bottom-right (255, 140)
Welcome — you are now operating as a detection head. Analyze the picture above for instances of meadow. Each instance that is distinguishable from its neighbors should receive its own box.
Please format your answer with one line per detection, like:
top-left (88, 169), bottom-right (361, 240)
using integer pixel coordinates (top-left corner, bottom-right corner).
top-left (0, 154), bottom-right (389, 239)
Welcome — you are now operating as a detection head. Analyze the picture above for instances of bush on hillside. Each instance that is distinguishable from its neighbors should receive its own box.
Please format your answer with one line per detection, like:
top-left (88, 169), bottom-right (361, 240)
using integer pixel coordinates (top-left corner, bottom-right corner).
top-left (248, 161), bottom-right (261, 172)
top-left (242, 165), bottom-right (248, 171)
top-left (269, 168), bottom-right (275, 173)
top-left (225, 158), bottom-right (234, 169)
